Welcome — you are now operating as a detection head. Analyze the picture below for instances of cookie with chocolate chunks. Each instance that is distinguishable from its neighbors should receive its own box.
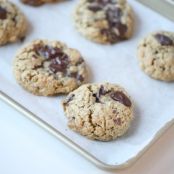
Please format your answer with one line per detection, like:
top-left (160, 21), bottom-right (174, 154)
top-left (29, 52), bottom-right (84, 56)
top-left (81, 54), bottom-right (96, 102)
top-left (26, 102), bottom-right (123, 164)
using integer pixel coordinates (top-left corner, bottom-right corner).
top-left (13, 40), bottom-right (88, 96)
top-left (73, 0), bottom-right (134, 44)
top-left (0, 0), bottom-right (27, 46)
top-left (137, 31), bottom-right (174, 81)
top-left (62, 83), bottom-right (134, 141)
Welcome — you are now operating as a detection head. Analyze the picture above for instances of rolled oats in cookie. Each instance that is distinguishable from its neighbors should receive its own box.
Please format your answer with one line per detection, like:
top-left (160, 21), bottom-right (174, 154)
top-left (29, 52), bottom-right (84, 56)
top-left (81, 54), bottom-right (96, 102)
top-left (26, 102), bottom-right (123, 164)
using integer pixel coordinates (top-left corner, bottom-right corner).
top-left (13, 40), bottom-right (87, 96)
top-left (137, 31), bottom-right (174, 81)
top-left (62, 83), bottom-right (133, 141)
top-left (73, 0), bottom-right (134, 44)
top-left (0, 0), bottom-right (27, 45)
top-left (21, 0), bottom-right (62, 6)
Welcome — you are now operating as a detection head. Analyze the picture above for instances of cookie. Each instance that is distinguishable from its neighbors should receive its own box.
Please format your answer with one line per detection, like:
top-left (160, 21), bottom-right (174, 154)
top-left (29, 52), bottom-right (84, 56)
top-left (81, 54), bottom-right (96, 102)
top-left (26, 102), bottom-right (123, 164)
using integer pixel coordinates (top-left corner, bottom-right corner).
top-left (73, 0), bottom-right (134, 44)
top-left (21, 0), bottom-right (62, 6)
top-left (13, 40), bottom-right (87, 96)
top-left (137, 31), bottom-right (174, 82)
top-left (0, 0), bottom-right (27, 45)
top-left (63, 83), bottom-right (133, 141)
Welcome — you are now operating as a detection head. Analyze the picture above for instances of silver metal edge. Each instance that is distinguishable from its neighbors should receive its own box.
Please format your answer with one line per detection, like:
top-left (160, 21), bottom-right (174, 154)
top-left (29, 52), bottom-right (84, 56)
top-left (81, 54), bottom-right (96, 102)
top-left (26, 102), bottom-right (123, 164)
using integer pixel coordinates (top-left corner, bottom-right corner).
top-left (0, 90), bottom-right (174, 171)
top-left (136, 0), bottom-right (174, 22)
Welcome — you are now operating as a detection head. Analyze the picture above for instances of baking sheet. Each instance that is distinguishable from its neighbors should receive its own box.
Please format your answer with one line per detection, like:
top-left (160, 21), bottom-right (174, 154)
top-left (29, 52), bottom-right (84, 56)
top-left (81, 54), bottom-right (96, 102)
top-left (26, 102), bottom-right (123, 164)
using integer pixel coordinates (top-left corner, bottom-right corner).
top-left (0, 0), bottom-right (174, 166)
top-left (137, 0), bottom-right (174, 22)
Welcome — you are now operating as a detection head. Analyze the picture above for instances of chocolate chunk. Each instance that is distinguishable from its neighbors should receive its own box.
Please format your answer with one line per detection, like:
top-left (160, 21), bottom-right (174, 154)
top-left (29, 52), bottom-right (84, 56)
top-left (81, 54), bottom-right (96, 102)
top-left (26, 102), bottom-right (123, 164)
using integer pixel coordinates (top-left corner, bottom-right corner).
top-left (101, 7), bottom-right (127, 42)
top-left (0, 7), bottom-right (7, 20)
top-left (155, 34), bottom-right (173, 46)
top-left (113, 118), bottom-right (121, 125)
top-left (93, 93), bottom-right (100, 103)
top-left (69, 72), bottom-right (78, 78)
top-left (106, 8), bottom-right (127, 36)
top-left (110, 91), bottom-right (131, 107)
top-left (49, 55), bottom-right (69, 73)
top-left (69, 72), bottom-right (84, 82)
top-left (92, 85), bottom-right (110, 103)
top-left (106, 7), bottom-right (122, 22)
top-left (35, 45), bottom-right (63, 60)
top-left (101, 22), bottom-right (127, 41)
top-left (106, 7), bottom-right (128, 40)
top-left (99, 85), bottom-right (105, 96)
top-left (34, 44), bottom-right (69, 73)
top-left (21, 0), bottom-right (44, 6)
top-left (88, 0), bottom-right (116, 11)
top-left (88, 4), bottom-right (102, 12)
top-left (87, 0), bottom-right (127, 42)
top-left (114, 22), bottom-right (127, 36)
top-left (99, 85), bottom-right (110, 96)
top-left (101, 28), bottom-right (120, 43)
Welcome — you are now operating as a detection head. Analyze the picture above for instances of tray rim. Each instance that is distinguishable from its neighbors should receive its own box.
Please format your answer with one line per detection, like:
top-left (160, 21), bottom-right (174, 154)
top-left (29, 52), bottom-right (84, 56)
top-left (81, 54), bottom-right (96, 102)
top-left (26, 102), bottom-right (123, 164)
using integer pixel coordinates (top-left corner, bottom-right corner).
top-left (136, 0), bottom-right (174, 22)
top-left (0, 90), bottom-right (174, 170)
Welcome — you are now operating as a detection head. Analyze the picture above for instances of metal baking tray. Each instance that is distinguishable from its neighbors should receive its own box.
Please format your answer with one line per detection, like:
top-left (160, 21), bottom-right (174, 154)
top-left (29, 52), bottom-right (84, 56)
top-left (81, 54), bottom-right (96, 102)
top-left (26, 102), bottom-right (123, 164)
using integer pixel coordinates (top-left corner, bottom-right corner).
top-left (137, 0), bottom-right (174, 22)
top-left (0, 0), bottom-right (174, 170)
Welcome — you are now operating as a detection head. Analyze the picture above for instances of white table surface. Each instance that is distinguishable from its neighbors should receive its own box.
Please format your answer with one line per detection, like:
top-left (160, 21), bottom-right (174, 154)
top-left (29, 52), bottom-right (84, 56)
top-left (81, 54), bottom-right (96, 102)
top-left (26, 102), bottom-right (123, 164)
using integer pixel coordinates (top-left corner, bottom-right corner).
top-left (0, 99), bottom-right (174, 174)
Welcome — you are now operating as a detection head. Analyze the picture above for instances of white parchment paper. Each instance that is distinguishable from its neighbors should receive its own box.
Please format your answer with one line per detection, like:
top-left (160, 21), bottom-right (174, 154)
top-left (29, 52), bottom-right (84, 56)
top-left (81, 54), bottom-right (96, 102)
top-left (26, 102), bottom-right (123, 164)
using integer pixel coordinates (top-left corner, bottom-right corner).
top-left (0, 0), bottom-right (174, 165)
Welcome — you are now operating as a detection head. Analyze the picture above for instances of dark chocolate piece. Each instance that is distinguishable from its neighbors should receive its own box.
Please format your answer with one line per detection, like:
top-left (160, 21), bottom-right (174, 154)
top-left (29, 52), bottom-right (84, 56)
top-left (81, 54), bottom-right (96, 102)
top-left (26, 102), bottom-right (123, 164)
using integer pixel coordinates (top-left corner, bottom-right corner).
top-left (106, 7), bottom-right (127, 37)
top-left (88, 0), bottom-right (116, 12)
top-left (98, 85), bottom-right (110, 96)
top-left (0, 7), bottom-right (7, 20)
top-left (93, 93), bottom-right (100, 103)
top-left (106, 7), bottom-right (122, 22)
top-left (34, 44), bottom-right (69, 73)
top-left (110, 91), bottom-right (131, 107)
top-left (101, 29), bottom-right (119, 43)
top-left (155, 34), bottom-right (173, 46)
top-left (88, 4), bottom-right (102, 12)
top-left (21, 0), bottom-right (44, 6)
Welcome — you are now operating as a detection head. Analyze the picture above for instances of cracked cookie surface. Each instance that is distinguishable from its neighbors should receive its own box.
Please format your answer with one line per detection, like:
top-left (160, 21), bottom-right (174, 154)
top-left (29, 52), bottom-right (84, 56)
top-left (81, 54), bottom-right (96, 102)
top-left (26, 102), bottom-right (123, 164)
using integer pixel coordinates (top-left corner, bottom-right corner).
top-left (0, 0), bottom-right (27, 45)
top-left (137, 31), bottom-right (174, 81)
top-left (21, 0), bottom-right (63, 6)
top-left (73, 0), bottom-right (134, 44)
top-left (63, 83), bottom-right (133, 141)
top-left (13, 40), bottom-right (87, 96)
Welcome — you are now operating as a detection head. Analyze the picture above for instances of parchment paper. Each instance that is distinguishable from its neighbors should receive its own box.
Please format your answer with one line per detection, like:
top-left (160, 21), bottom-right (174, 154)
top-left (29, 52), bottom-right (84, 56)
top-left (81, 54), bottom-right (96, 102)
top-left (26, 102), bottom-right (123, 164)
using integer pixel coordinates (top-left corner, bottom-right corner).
top-left (0, 0), bottom-right (174, 165)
